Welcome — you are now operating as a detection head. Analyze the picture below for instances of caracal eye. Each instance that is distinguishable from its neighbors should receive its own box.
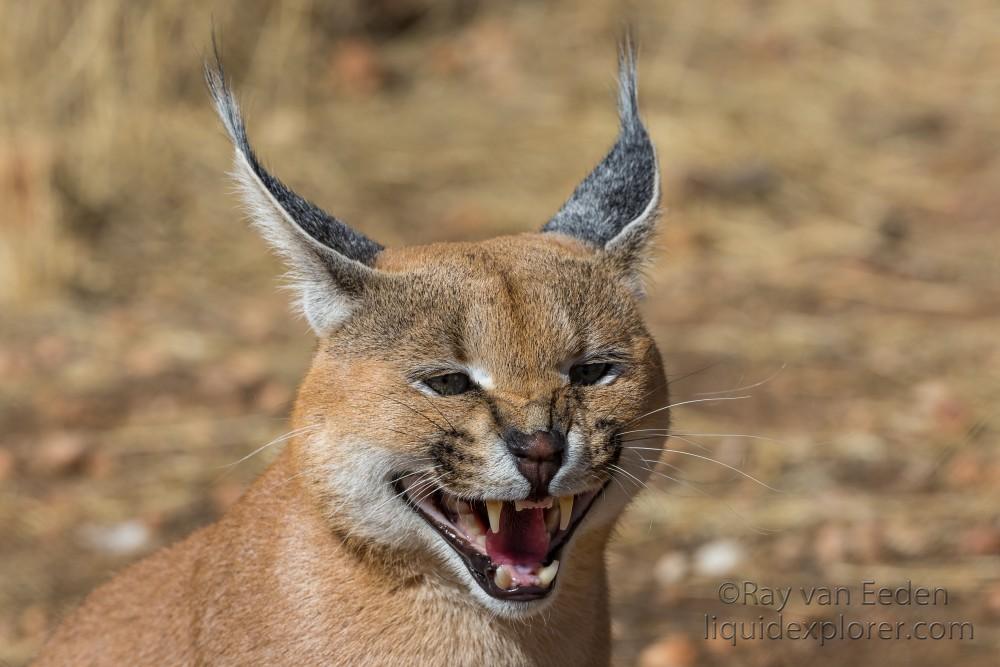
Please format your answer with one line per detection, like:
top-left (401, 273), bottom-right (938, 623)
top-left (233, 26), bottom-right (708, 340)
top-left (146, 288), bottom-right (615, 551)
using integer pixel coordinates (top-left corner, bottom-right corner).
top-left (569, 362), bottom-right (611, 386)
top-left (424, 372), bottom-right (472, 396)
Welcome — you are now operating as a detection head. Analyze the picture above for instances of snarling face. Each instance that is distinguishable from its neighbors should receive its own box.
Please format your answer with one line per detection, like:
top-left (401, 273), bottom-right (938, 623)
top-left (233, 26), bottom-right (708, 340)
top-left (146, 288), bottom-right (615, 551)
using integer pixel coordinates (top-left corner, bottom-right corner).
top-left (206, 44), bottom-right (666, 616)
top-left (299, 237), bottom-right (669, 613)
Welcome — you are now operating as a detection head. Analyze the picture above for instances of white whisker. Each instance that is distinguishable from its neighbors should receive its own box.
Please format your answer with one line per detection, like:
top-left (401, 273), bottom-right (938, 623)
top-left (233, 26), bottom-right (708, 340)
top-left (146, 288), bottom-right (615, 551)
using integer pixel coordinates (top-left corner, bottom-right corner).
top-left (619, 432), bottom-right (712, 455)
top-left (624, 449), bottom-right (778, 534)
top-left (619, 429), bottom-right (783, 446)
top-left (218, 423), bottom-right (320, 470)
top-left (622, 446), bottom-right (781, 493)
top-left (608, 463), bottom-right (648, 490)
top-left (341, 471), bottom-right (442, 543)
top-left (693, 364), bottom-right (786, 397)
top-left (623, 395), bottom-right (751, 427)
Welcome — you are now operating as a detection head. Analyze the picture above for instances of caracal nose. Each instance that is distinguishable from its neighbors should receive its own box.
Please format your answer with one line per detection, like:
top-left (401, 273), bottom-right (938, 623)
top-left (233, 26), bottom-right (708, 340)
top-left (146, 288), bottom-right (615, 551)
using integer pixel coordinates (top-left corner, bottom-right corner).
top-left (503, 429), bottom-right (567, 499)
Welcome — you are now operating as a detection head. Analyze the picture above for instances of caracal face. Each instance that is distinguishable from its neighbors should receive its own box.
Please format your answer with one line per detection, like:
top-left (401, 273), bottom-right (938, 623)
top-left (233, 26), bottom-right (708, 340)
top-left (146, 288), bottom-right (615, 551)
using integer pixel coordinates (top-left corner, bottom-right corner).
top-left (206, 44), bottom-right (668, 618)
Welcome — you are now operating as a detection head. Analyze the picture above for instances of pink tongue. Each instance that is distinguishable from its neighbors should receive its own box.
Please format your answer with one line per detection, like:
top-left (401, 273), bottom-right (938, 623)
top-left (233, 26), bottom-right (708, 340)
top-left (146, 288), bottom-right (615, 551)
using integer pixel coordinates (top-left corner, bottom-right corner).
top-left (485, 507), bottom-right (550, 565)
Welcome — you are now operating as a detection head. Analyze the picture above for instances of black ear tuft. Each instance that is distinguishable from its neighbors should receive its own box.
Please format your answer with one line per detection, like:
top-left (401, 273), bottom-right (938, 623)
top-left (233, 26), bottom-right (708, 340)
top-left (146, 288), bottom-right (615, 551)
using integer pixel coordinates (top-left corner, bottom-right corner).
top-left (542, 43), bottom-right (660, 253)
top-left (204, 38), bottom-right (383, 266)
top-left (204, 37), bottom-right (385, 334)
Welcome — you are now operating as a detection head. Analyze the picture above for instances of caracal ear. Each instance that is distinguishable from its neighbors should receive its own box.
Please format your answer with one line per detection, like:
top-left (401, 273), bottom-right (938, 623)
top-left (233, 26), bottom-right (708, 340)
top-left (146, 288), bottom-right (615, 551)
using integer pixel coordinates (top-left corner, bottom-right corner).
top-left (204, 43), bottom-right (383, 334)
top-left (542, 42), bottom-right (661, 297)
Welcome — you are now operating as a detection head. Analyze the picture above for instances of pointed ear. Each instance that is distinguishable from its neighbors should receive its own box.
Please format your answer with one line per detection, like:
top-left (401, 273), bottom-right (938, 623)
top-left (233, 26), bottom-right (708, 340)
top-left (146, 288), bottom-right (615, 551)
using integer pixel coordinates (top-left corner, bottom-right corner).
top-left (204, 47), bottom-right (383, 334)
top-left (542, 44), bottom-right (661, 296)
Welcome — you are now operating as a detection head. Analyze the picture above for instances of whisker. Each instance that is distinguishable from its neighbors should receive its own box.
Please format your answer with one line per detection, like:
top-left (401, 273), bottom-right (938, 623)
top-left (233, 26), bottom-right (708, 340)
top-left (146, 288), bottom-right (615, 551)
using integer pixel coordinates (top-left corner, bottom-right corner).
top-left (606, 471), bottom-right (631, 496)
top-left (415, 390), bottom-right (457, 433)
top-left (666, 361), bottom-right (723, 386)
top-left (608, 378), bottom-right (667, 420)
top-left (619, 429), bottom-right (783, 447)
top-left (626, 450), bottom-right (742, 502)
top-left (408, 476), bottom-right (445, 507)
top-left (276, 469), bottom-right (311, 488)
top-left (622, 446), bottom-right (781, 493)
top-left (625, 447), bottom-right (725, 485)
top-left (618, 428), bottom-right (674, 436)
top-left (659, 433), bottom-right (715, 456)
top-left (217, 423), bottom-right (320, 470)
top-left (409, 482), bottom-right (442, 506)
top-left (369, 391), bottom-right (444, 431)
top-left (627, 453), bottom-right (708, 497)
top-left (605, 362), bottom-right (722, 429)
top-left (624, 450), bottom-right (779, 533)
top-left (356, 471), bottom-right (441, 526)
top-left (341, 473), bottom-right (442, 543)
top-left (693, 364), bottom-right (786, 397)
top-left (390, 472), bottom-right (438, 495)
top-left (388, 465), bottom-right (437, 486)
top-left (623, 395), bottom-right (751, 427)
top-left (608, 463), bottom-right (648, 490)
top-left (618, 432), bottom-right (712, 455)
top-left (385, 426), bottom-right (426, 441)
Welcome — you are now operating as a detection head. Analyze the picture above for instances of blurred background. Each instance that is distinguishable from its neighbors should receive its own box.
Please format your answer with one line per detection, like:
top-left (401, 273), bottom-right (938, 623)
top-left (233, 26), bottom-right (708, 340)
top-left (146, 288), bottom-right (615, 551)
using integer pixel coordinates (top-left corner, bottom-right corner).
top-left (1, 1), bottom-right (998, 665)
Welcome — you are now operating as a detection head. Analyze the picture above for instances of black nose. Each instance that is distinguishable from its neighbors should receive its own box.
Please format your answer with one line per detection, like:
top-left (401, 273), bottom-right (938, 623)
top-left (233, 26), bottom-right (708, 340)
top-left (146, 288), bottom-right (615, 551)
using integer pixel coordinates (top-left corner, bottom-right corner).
top-left (504, 429), bottom-right (566, 499)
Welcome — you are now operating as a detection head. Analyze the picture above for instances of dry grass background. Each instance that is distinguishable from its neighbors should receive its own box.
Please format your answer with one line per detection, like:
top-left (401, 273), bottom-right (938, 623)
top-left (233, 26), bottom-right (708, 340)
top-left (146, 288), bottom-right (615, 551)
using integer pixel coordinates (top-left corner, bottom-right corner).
top-left (1, 1), bottom-right (998, 665)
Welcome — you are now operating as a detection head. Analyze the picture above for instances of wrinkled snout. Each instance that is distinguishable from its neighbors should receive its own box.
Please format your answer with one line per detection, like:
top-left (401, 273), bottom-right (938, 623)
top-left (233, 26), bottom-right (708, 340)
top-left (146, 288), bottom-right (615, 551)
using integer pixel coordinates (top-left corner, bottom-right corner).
top-left (503, 429), bottom-right (566, 499)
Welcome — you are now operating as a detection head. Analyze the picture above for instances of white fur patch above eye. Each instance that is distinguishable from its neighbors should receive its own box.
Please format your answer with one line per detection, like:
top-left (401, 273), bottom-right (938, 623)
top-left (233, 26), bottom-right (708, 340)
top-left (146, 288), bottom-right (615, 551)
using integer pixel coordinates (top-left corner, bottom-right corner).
top-left (467, 365), bottom-right (495, 391)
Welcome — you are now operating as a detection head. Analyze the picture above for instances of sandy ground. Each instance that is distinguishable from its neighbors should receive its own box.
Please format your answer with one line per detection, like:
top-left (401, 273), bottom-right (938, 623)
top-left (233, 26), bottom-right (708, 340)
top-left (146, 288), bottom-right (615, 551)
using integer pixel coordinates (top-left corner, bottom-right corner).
top-left (1, 2), bottom-right (998, 665)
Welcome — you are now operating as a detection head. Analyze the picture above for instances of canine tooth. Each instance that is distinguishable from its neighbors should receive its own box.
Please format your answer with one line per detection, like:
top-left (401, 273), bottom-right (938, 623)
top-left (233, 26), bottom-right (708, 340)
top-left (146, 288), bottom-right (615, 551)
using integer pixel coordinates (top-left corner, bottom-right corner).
top-left (559, 496), bottom-right (574, 531)
top-left (486, 500), bottom-right (503, 533)
top-left (494, 565), bottom-right (513, 589)
top-left (538, 560), bottom-right (560, 587)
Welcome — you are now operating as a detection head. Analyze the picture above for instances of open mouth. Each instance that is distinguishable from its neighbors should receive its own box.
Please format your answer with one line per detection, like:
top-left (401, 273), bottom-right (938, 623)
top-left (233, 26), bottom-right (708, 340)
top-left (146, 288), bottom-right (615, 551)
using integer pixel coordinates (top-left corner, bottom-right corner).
top-left (396, 476), bottom-right (604, 601)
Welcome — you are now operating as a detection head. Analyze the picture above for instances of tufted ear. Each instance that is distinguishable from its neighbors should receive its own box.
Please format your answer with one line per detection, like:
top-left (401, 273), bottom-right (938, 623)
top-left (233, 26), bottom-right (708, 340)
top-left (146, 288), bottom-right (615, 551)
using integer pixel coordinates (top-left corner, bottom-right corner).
top-left (204, 46), bottom-right (383, 334)
top-left (542, 44), bottom-right (660, 296)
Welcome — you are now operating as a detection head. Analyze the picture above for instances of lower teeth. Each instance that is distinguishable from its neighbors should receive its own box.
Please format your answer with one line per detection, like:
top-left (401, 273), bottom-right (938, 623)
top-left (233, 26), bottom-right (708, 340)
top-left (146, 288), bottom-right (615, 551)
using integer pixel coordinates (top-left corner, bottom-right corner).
top-left (494, 565), bottom-right (513, 589)
top-left (538, 560), bottom-right (559, 586)
top-left (492, 561), bottom-right (560, 591)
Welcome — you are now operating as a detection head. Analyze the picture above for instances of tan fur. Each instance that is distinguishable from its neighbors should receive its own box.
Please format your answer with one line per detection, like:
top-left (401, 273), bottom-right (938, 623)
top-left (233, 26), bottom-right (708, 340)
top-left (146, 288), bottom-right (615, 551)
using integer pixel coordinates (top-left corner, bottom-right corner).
top-left (36, 224), bottom-right (668, 664)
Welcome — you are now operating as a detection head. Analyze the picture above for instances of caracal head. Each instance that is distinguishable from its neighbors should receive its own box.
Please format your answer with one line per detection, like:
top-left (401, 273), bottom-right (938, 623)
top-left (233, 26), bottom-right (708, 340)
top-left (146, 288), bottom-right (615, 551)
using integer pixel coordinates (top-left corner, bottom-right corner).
top-left (206, 43), bottom-right (669, 618)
